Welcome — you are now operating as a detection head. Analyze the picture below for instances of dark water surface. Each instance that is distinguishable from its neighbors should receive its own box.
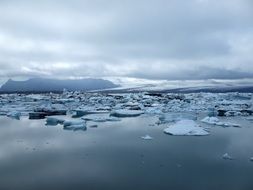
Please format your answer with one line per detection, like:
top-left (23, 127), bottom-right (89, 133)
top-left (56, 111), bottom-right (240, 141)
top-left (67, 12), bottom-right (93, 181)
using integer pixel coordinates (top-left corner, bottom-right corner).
top-left (0, 115), bottom-right (253, 190)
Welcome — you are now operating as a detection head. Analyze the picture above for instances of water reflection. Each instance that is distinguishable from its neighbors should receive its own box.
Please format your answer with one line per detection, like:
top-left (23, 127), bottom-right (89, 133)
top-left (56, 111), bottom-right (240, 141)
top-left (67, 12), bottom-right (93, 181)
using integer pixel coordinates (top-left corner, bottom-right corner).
top-left (0, 115), bottom-right (253, 190)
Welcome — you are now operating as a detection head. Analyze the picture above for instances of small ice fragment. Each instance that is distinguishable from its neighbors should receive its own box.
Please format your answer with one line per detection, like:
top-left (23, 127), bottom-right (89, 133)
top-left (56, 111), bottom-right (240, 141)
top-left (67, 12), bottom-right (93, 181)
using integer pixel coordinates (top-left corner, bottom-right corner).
top-left (164, 120), bottom-right (209, 136)
top-left (141, 135), bottom-right (153, 140)
top-left (222, 153), bottom-right (233, 160)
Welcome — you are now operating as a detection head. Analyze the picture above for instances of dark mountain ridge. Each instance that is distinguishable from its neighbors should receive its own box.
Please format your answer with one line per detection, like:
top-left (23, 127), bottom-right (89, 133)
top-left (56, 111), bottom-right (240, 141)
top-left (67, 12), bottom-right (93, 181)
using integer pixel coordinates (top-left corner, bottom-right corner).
top-left (0, 78), bottom-right (119, 93)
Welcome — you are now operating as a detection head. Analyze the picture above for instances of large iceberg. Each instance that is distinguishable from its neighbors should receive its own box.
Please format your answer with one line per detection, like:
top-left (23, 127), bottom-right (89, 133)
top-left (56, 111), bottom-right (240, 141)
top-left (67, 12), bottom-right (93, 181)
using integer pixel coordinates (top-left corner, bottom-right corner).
top-left (164, 120), bottom-right (209, 136)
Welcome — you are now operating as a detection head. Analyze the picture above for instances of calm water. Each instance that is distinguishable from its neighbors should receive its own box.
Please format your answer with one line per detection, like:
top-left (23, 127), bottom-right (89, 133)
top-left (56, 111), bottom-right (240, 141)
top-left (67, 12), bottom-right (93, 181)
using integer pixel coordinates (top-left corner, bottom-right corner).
top-left (0, 115), bottom-right (253, 190)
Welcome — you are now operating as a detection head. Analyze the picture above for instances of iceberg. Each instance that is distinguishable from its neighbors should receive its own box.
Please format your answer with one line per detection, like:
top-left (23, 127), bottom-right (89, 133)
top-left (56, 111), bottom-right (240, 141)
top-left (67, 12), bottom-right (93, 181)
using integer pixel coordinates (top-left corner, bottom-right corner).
top-left (164, 120), bottom-right (209, 136)
top-left (110, 109), bottom-right (144, 117)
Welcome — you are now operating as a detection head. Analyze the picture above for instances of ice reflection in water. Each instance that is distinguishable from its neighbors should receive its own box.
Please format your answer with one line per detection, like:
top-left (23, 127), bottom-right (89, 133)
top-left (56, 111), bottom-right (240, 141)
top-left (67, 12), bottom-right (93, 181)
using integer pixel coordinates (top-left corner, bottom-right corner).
top-left (0, 115), bottom-right (253, 190)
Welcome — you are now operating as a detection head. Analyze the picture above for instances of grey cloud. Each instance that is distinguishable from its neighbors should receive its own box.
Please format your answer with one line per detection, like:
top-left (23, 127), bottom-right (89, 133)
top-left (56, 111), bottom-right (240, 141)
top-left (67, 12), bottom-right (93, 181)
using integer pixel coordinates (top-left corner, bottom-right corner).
top-left (0, 0), bottom-right (252, 83)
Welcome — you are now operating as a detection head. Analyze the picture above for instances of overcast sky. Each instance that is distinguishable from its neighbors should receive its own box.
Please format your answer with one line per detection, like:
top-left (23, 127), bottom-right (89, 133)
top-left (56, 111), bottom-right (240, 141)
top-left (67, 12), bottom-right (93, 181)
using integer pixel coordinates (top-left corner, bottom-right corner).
top-left (0, 0), bottom-right (253, 84)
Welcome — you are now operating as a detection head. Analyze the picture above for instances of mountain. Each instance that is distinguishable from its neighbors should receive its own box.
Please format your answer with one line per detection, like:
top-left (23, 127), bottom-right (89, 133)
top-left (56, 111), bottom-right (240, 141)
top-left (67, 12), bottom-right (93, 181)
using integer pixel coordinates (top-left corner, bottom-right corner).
top-left (0, 78), bottom-right (119, 93)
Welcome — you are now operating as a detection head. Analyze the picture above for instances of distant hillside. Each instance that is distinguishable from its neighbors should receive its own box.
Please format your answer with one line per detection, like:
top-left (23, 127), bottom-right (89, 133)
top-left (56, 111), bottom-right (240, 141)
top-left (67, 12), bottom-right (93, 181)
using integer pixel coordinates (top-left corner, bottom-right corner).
top-left (0, 78), bottom-right (119, 93)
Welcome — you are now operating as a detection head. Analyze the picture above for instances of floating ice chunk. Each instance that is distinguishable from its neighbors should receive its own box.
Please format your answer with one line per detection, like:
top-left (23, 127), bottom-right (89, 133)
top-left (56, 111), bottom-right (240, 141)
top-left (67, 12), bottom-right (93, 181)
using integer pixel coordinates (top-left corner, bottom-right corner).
top-left (63, 120), bottom-right (87, 131)
top-left (222, 153), bottom-right (233, 160)
top-left (110, 109), bottom-right (144, 117)
top-left (250, 157), bottom-right (253, 162)
top-left (72, 109), bottom-right (109, 118)
top-left (164, 120), bottom-right (209, 136)
top-left (159, 113), bottom-right (197, 124)
top-left (216, 122), bottom-right (241, 128)
top-left (82, 115), bottom-right (121, 122)
top-left (64, 124), bottom-right (87, 131)
top-left (6, 111), bottom-right (21, 120)
top-left (45, 117), bottom-right (65, 126)
top-left (63, 120), bottom-right (85, 127)
top-left (201, 116), bottom-right (241, 128)
top-left (141, 135), bottom-right (153, 140)
top-left (201, 117), bottom-right (220, 125)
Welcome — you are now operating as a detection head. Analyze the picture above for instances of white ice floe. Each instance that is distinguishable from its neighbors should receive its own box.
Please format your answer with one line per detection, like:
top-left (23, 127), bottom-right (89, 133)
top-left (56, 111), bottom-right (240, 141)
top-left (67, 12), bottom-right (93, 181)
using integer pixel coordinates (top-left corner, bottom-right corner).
top-left (45, 117), bottom-right (65, 126)
top-left (110, 109), bottom-right (144, 117)
top-left (6, 111), bottom-right (21, 120)
top-left (141, 135), bottom-right (153, 140)
top-left (222, 153), bottom-right (233, 160)
top-left (163, 120), bottom-right (209, 136)
top-left (201, 116), bottom-right (241, 128)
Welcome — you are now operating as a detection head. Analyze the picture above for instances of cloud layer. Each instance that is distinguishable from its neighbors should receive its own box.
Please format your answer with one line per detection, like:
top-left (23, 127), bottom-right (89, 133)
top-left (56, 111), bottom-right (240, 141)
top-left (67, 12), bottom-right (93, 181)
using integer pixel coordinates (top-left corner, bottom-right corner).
top-left (0, 0), bottom-right (253, 83)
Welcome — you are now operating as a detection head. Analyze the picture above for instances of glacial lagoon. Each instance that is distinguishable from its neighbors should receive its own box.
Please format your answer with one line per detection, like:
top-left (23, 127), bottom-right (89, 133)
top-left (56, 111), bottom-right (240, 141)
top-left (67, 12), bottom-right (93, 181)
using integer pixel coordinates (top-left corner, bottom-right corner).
top-left (1, 92), bottom-right (253, 189)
